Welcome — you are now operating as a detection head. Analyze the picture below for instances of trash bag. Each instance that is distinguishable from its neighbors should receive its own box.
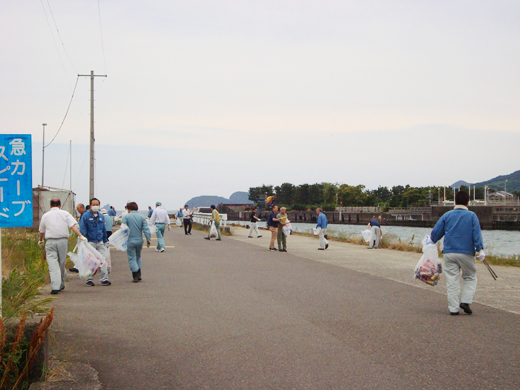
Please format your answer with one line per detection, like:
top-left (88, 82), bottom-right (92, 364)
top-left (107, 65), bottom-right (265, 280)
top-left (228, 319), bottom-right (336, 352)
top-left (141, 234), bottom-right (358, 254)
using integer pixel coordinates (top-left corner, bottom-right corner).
top-left (148, 223), bottom-right (157, 234)
top-left (68, 240), bottom-right (103, 280)
top-left (283, 222), bottom-right (292, 236)
top-left (109, 223), bottom-right (130, 251)
top-left (414, 235), bottom-right (442, 286)
top-left (361, 229), bottom-right (373, 243)
top-left (209, 222), bottom-right (218, 238)
top-left (176, 218), bottom-right (182, 227)
top-left (104, 243), bottom-right (111, 273)
top-left (313, 227), bottom-right (321, 236)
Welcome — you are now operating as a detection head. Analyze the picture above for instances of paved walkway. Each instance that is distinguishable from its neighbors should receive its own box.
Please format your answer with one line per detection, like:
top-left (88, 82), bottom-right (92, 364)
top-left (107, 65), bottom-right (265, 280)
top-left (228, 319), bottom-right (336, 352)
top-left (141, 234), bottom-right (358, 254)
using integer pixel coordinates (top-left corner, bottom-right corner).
top-left (230, 226), bottom-right (520, 315)
top-left (47, 225), bottom-right (520, 389)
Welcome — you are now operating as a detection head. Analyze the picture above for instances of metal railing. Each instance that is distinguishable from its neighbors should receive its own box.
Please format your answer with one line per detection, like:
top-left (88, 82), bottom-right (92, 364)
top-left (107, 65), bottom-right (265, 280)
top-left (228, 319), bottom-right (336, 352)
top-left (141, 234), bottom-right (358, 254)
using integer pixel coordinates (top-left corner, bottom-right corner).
top-left (336, 207), bottom-right (382, 213)
top-left (192, 212), bottom-right (228, 227)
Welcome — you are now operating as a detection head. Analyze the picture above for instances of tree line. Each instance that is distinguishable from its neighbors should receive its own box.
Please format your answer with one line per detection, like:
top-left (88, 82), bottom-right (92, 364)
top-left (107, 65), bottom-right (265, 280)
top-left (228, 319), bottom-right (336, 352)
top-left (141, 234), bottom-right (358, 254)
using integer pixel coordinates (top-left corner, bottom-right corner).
top-left (248, 183), bottom-right (509, 211)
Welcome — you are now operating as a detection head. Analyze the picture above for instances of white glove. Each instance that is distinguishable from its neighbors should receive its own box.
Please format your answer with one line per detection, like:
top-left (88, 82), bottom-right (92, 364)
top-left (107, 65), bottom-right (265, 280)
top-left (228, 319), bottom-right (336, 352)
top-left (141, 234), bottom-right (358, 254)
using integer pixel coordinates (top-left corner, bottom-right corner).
top-left (477, 250), bottom-right (486, 261)
top-left (79, 236), bottom-right (88, 242)
top-left (38, 240), bottom-right (45, 248)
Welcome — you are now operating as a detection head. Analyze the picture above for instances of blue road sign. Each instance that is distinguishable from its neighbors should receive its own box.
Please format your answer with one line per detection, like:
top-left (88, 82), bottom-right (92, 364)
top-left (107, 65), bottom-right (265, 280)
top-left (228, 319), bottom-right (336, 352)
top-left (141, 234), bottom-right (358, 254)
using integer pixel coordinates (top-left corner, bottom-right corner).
top-left (0, 134), bottom-right (33, 227)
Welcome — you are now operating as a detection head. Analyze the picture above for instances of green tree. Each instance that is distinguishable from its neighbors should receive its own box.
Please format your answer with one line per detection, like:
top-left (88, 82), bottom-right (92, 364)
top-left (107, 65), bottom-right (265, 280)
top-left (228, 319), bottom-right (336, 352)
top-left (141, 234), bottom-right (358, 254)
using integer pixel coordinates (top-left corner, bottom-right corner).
top-left (276, 182), bottom-right (296, 204)
top-left (323, 183), bottom-right (338, 204)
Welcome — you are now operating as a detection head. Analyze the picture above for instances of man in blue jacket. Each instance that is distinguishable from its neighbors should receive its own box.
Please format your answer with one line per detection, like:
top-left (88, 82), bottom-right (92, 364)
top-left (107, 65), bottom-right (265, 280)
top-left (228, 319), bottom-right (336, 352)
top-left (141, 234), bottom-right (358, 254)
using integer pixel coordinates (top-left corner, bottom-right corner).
top-left (431, 191), bottom-right (484, 315)
top-left (80, 198), bottom-right (111, 287)
top-left (316, 208), bottom-right (329, 250)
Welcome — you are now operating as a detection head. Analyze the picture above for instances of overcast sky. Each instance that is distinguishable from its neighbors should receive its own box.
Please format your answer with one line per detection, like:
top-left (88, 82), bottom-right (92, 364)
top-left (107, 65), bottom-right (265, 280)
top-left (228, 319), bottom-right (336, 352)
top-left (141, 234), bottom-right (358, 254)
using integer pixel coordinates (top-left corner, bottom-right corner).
top-left (1, 1), bottom-right (519, 210)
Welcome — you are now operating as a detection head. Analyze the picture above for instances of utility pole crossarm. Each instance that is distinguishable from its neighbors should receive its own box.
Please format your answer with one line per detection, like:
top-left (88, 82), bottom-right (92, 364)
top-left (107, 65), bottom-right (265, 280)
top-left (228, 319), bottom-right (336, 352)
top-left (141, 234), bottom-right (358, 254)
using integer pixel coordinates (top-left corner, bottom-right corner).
top-left (78, 71), bottom-right (107, 200)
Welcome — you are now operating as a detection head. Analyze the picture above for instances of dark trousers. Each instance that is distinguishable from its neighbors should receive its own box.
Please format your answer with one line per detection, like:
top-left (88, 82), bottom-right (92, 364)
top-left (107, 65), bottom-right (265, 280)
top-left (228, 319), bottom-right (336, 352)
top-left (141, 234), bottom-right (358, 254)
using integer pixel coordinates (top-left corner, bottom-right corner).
top-left (106, 231), bottom-right (112, 239)
top-left (184, 219), bottom-right (192, 234)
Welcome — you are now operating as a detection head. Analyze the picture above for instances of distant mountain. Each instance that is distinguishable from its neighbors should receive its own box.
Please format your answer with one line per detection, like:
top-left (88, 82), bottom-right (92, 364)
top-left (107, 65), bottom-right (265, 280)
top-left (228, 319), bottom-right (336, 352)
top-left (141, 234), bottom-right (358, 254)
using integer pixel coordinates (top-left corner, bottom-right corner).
top-left (450, 180), bottom-right (470, 188)
top-left (474, 169), bottom-right (520, 193)
top-left (451, 170), bottom-right (520, 193)
top-left (185, 191), bottom-right (253, 208)
top-left (229, 192), bottom-right (253, 204)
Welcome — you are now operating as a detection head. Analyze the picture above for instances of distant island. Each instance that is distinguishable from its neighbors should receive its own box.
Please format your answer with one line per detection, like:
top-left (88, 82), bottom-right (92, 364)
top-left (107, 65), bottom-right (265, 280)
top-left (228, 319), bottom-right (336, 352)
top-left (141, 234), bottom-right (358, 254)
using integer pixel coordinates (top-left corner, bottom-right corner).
top-left (185, 191), bottom-right (253, 208)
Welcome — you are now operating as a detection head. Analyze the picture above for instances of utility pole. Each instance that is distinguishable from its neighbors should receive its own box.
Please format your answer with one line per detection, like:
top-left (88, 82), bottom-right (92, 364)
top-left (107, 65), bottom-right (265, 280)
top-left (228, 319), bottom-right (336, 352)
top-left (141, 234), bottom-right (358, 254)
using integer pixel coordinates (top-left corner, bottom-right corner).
top-left (41, 123), bottom-right (47, 187)
top-left (78, 70), bottom-right (107, 200)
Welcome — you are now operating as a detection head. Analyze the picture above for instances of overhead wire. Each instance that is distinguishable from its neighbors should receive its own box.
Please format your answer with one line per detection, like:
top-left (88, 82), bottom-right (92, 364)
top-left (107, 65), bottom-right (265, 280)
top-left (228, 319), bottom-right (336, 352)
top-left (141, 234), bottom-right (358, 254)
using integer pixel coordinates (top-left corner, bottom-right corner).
top-left (40, 0), bottom-right (71, 84)
top-left (44, 76), bottom-right (79, 148)
top-left (45, 0), bottom-right (78, 73)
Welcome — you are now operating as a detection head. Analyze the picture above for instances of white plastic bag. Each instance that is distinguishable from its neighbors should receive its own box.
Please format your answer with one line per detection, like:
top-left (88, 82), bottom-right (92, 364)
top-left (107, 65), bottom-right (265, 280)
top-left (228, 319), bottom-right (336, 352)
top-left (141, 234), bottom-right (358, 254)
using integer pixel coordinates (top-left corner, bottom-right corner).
top-left (68, 240), bottom-right (103, 280)
top-left (361, 229), bottom-right (373, 243)
top-left (414, 235), bottom-right (442, 286)
top-left (148, 223), bottom-right (157, 234)
top-left (109, 223), bottom-right (130, 251)
top-left (283, 222), bottom-right (292, 236)
top-left (209, 223), bottom-right (218, 238)
top-left (313, 227), bottom-right (321, 235)
top-left (104, 243), bottom-right (111, 273)
top-left (176, 218), bottom-right (182, 227)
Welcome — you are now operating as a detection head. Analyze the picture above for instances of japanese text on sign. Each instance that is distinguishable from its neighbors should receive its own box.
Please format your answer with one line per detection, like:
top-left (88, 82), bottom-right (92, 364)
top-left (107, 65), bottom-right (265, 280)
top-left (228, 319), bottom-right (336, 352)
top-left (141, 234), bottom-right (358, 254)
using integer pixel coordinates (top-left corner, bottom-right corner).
top-left (0, 135), bottom-right (33, 227)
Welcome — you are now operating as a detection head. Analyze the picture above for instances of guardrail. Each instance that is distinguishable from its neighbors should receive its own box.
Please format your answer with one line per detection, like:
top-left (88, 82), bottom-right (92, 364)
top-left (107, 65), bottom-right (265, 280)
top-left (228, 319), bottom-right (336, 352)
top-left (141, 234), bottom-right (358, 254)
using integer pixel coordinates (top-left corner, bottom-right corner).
top-left (336, 207), bottom-right (382, 213)
top-left (192, 212), bottom-right (228, 227)
top-left (388, 207), bottom-right (432, 214)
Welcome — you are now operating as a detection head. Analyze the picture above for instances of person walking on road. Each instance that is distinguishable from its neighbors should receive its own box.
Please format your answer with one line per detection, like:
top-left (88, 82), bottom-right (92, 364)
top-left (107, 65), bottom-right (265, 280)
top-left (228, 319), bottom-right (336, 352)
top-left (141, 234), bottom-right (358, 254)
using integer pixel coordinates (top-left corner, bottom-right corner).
top-left (182, 205), bottom-right (193, 235)
top-left (176, 208), bottom-right (183, 227)
top-left (102, 208), bottom-right (114, 239)
top-left (150, 201), bottom-right (171, 252)
top-left (267, 205), bottom-right (280, 251)
top-left (431, 191), bottom-right (484, 316)
top-left (147, 206), bottom-right (153, 218)
top-left (277, 207), bottom-right (288, 252)
top-left (316, 208), bottom-right (329, 250)
top-left (248, 206), bottom-right (262, 238)
top-left (204, 205), bottom-right (221, 241)
top-left (39, 197), bottom-right (87, 294)
top-left (69, 202), bottom-right (88, 273)
top-left (367, 218), bottom-right (382, 249)
top-left (80, 198), bottom-right (111, 287)
top-left (76, 203), bottom-right (86, 221)
top-left (122, 202), bottom-right (151, 283)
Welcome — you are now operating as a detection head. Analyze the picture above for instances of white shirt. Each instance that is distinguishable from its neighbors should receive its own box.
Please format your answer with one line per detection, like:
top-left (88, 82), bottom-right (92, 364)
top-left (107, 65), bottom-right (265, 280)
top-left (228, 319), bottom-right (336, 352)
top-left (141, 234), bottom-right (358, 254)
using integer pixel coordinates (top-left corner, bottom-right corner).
top-left (182, 208), bottom-right (192, 219)
top-left (39, 207), bottom-right (78, 239)
top-left (150, 206), bottom-right (170, 225)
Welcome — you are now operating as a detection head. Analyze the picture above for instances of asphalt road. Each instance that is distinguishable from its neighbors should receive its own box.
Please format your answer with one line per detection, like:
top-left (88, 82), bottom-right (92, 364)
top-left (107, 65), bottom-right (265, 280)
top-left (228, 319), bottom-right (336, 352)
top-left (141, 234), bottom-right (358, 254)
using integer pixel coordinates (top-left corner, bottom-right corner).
top-left (51, 226), bottom-right (520, 389)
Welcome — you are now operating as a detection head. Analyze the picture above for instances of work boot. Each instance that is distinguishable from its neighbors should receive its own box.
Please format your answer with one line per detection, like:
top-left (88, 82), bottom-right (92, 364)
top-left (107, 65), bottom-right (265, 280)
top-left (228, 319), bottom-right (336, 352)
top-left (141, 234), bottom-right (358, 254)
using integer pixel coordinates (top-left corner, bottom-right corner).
top-left (132, 272), bottom-right (139, 283)
top-left (460, 303), bottom-right (473, 314)
top-left (137, 269), bottom-right (142, 281)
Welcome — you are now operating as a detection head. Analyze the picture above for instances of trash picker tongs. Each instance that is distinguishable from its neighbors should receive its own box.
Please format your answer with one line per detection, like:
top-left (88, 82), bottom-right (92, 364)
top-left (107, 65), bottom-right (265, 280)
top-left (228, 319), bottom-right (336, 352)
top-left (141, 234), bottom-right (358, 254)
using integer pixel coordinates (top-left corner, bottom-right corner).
top-left (482, 259), bottom-right (498, 280)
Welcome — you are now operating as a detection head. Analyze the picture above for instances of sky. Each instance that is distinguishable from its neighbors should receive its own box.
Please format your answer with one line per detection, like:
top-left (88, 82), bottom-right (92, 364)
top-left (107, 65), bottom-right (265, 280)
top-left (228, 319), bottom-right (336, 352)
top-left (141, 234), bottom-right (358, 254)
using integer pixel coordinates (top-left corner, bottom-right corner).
top-left (1, 1), bottom-right (519, 210)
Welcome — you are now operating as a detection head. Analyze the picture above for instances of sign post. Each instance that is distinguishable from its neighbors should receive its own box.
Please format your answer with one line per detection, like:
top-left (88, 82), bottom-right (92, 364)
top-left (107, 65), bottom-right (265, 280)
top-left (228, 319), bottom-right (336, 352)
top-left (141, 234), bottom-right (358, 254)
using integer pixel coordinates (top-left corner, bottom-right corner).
top-left (0, 134), bottom-right (33, 317)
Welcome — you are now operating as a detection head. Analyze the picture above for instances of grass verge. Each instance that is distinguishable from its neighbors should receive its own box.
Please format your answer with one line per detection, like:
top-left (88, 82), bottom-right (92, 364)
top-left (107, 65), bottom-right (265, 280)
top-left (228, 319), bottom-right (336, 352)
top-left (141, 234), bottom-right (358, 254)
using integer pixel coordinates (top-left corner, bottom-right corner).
top-left (1, 228), bottom-right (54, 319)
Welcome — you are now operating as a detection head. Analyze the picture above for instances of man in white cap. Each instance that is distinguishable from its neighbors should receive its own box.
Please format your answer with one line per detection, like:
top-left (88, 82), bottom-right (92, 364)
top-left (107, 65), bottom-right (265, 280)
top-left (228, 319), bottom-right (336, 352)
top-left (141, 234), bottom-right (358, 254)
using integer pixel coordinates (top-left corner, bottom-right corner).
top-left (149, 201), bottom-right (171, 252)
top-left (39, 197), bottom-right (87, 294)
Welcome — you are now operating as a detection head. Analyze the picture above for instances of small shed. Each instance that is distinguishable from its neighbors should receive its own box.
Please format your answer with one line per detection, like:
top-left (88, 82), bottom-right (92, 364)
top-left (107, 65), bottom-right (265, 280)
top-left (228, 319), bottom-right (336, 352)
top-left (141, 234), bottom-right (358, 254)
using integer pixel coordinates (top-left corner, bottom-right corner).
top-left (32, 187), bottom-right (76, 228)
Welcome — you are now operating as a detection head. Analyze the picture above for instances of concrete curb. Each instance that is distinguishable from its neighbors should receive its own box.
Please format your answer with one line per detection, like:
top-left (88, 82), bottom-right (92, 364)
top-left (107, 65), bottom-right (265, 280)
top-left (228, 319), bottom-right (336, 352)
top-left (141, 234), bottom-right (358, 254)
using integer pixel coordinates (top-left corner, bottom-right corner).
top-left (29, 360), bottom-right (101, 390)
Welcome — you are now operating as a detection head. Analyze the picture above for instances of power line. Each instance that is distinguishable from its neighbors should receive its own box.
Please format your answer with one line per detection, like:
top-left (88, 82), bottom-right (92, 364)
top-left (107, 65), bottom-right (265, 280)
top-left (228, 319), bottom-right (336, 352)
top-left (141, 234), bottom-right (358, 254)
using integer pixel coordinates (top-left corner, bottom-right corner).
top-left (45, 0), bottom-right (77, 73)
top-left (40, 0), bottom-right (70, 83)
top-left (44, 76), bottom-right (79, 148)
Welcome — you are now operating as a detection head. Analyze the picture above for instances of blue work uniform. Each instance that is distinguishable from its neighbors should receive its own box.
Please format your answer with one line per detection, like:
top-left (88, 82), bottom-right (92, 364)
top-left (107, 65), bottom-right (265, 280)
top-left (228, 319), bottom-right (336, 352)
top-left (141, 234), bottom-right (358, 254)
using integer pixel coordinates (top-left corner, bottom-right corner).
top-left (79, 210), bottom-right (109, 283)
top-left (122, 211), bottom-right (151, 272)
